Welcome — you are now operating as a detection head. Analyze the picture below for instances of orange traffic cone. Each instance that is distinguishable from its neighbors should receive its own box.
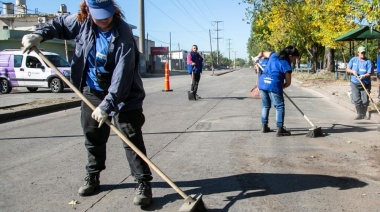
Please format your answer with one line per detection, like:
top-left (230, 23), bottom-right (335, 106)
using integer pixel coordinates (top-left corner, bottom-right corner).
top-left (162, 61), bottom-right (173, 92)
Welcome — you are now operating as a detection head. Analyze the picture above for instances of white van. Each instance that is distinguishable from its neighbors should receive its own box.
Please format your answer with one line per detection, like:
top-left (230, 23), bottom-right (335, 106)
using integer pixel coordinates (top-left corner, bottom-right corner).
top-left (0, 49), bottom-right (71, 94)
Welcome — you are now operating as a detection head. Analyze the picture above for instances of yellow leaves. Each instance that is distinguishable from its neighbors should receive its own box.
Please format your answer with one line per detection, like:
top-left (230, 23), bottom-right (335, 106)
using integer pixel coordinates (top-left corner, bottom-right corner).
top-left (249, 0), bottom-right (356, 49)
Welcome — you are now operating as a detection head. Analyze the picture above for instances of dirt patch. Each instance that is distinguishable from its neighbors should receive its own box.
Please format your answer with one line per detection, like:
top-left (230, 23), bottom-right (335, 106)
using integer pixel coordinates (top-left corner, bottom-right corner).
top-left (293, 70), bottom-right (380, 109)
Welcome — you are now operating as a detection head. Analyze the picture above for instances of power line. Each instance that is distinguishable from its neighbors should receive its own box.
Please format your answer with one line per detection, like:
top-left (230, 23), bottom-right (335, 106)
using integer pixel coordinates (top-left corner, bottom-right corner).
top-left (146, 0), bottom-right (206, 41)
top-left (173, 0), bottom-right (207, 31)
top-left (202, 1), bottom-right (218, 21)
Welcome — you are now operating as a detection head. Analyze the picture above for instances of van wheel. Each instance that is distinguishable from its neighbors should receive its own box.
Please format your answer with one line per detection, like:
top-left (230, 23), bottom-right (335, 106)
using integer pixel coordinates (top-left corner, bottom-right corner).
top-left (50, 78), bottom-right (63, 93)
top-left (0, 79), bottom-right (12, 94)
top-left (27, 87), bottom-right (38, 92)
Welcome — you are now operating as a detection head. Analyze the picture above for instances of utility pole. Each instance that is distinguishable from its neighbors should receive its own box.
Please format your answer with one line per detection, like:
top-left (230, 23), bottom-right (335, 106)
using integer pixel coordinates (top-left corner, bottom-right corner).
top-left (233, 51), bottom-right (237, 69)
top-left (209, 29), bottom-right (214, 75)
top-left (227, 38), bottom-right (232, 67)
top-left (212, 21), bottom-right (223, 66)
top-left (169, 32), bottom-right (171, 70)
top-left (139, 0), bottom-right (146, 74)
top-left (178, 43), bottom-right (181, 70)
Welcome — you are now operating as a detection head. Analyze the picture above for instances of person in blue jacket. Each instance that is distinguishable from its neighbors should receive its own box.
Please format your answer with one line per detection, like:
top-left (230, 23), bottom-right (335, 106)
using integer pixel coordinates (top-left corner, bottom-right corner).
top-left (187, 45), bottom-right (203, 100)
top-left (254, 46), bottom-right (299, 136)
top-left (346, 46), bottom-right (373, 120)
top-left (21, 0), bottom-right (153, 206)
top-left (377, 50), bottom-right (380, 99)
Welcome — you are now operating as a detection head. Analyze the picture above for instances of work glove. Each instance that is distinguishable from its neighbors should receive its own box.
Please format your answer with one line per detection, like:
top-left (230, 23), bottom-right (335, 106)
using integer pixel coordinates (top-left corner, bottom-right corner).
top-left (91, 107), bottom-right (108, 127)
top-left (252, 56), bottom-right (259, 63)
top-left (21, 34), bottom-right (43, 53)
top-left (359, 75), bottom-right (365, 80)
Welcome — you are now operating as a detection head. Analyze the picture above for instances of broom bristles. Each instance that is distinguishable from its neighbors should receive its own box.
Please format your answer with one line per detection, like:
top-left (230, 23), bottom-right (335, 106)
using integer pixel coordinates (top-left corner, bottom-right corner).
top-left (306, 126), bottom-right (323, 138)
top-left (179, 194), bottom-right (207, 212)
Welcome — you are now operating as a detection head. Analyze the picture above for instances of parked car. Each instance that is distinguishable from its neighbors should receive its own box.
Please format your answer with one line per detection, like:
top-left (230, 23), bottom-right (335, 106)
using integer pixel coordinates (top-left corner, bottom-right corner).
top-left (0, 49), bottom-right (71, 94)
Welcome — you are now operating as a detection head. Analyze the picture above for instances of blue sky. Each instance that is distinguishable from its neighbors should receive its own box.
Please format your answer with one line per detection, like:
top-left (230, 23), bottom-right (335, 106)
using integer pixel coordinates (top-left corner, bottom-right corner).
top-left (25, 0), bottom-right (251, 60)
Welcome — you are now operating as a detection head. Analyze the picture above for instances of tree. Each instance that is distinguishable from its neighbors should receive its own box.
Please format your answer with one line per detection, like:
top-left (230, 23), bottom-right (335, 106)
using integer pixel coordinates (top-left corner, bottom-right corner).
top-left (243, 0), bottom-right (356, 72)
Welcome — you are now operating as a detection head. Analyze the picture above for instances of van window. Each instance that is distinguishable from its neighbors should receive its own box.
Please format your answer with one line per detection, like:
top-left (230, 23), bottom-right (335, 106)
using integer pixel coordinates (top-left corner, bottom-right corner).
top-left (26, 56), bottom-right (41, 68)
top-left (14, 55), bottom-right (23, 67)
top-left (45, 55), bottom-right (70, 67)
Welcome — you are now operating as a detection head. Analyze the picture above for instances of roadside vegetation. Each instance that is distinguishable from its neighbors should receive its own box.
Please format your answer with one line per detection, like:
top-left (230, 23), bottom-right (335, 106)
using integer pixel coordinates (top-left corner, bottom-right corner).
top-left (243, 0), bottom-right (380, 72)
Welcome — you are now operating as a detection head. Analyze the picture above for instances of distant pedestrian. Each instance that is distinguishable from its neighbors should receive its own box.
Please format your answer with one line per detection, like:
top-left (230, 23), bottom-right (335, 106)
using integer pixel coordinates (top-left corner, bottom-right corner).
top-left (254, 46), bottom-right (299, 136)
top-left (187, 45), bottom-right (203, 100)
top-left (346, 46), bottom-right (373, 120)
top-left (21, 0), bottom-right (153, 207)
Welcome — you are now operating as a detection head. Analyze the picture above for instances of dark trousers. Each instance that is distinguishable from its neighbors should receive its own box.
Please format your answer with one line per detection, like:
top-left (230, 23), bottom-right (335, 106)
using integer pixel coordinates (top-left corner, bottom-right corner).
top-left (350, 82), bottom-right (371, 107)
top-left (191, 72), bottom-right (201, 94)
top-left (81, 87), bottom-right (152, 182)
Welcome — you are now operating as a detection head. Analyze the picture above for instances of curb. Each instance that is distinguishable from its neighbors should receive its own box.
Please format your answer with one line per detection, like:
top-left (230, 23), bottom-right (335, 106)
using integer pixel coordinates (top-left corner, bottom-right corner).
top-left (0, 100), bottom-right (81, 123)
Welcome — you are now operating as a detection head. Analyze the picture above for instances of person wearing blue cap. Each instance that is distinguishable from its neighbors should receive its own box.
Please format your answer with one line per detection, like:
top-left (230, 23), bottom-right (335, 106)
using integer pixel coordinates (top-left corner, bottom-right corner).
top-left (21, 0), bottom-right (153, 206)
top-left (346, 46), bottom-right (373, 120)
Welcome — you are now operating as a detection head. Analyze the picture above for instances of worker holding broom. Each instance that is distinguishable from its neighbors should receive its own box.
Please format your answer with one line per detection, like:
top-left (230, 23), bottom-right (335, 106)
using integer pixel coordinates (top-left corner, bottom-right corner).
top-left (21, 0), bottom-right (153, 207)
top-left (254, 46), bottom-right (299, 136)
top-left (346, 46), bottom-right (373, 120)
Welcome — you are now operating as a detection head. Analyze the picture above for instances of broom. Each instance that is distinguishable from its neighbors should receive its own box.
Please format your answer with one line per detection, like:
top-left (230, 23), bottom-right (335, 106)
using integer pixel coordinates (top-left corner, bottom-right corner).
top-left (248, 77), bottom-right (261, 98)
top-left (248, 63), bottom-right (261, 98)
top-left (32, 47), bottom-right (207, 212)
top-left (188, 71), bottom-right (196, 100)
top-left (356, 76), bottom-right (380, 131)
top-left (283, 92), bottom-right (323, 137)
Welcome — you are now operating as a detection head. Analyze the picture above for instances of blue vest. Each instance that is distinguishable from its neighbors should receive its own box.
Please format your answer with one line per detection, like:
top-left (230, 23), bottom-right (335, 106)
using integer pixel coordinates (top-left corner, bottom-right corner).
top-left (347, 56), bottom-right (372, 85)
top-left (187, 52), bottom-right (203, 74)
top-left (86, 27), bottom-right (113, 91)
top-left (258, 53), bottom-right (292, 95)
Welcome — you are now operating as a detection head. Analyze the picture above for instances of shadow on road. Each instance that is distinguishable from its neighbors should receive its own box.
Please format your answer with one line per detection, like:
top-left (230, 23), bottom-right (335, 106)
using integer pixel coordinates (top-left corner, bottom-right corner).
top-left (100, 172), bottom-right (367, 211)
top-left (325, 123), bottom-right (379, 134)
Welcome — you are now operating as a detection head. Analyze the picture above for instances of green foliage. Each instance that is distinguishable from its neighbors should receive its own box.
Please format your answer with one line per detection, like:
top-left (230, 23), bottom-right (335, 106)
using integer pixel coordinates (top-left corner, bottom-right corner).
top-left (244, 0), bottom-right (380, 65)
top-left (204, 51), bottom-right (246, 68)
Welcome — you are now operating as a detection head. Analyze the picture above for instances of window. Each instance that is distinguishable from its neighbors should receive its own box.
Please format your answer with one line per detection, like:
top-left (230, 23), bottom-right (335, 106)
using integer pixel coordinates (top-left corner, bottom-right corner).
top-left (26, 56), bottom-right (41, 68)
top-left (14, 55), bottom-right (23, 67)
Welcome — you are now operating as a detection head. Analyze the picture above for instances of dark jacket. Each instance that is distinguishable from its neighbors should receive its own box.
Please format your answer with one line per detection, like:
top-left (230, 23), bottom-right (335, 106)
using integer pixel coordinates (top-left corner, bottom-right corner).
top-left (34, 14), bottom-right (145, 116)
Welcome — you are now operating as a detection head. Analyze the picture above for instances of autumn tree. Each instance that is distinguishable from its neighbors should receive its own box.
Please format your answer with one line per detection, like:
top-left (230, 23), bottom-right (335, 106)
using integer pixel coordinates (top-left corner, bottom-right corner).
top-left (244, 0), bottom-right (357, 72)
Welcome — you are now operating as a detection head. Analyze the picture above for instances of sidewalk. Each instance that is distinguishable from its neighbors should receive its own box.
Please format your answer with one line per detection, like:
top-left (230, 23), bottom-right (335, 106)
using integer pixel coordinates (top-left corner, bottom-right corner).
top-left (0, 87), bottom-right (81, 123)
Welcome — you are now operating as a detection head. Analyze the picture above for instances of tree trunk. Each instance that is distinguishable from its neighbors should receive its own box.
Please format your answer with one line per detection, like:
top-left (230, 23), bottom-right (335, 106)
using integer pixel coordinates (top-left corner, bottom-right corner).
top-left (323, 47), bottom-right (335, 72)
top-left (307, 44), bottom-right (318, 72)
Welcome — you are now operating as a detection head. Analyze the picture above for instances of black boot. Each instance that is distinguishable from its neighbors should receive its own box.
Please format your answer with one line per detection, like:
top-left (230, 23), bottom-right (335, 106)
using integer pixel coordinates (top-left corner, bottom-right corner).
top-left (261, 124), bottom-right (270, 133)
top-left (276, 126), bottom-right (291, 137)
top-left (362, 106), bottom-right (369, 120)
top-left (78, 173), bottom-right (100, 196)
top-left (354, 106), bottom-right (363, 120)
top-left (133, 181), bottom-right (152, 206)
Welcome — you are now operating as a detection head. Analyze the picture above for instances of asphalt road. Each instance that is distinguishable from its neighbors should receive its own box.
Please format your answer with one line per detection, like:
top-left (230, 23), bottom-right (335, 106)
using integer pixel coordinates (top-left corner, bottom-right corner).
top-left (1, 68), bottom-right (379, 211)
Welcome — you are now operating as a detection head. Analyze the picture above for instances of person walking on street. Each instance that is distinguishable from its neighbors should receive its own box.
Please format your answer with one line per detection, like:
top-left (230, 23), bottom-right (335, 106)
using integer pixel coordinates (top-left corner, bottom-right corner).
top-left (187, 45), bottom-right (203, 100)
top-left (21, 0), bottom-right (153, 206)
top-left (346, 46), bottom-right (373, 120)
top-left (254, 46), bottom-right (299, 136)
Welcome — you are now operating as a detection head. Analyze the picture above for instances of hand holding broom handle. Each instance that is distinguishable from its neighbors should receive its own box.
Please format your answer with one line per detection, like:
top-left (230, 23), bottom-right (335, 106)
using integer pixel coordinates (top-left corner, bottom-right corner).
top-left (32, 47), bottom-right (195, 202)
